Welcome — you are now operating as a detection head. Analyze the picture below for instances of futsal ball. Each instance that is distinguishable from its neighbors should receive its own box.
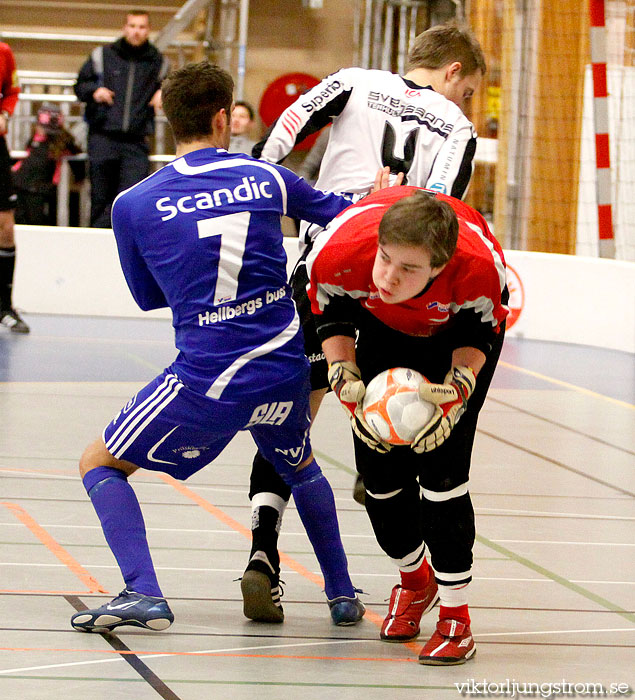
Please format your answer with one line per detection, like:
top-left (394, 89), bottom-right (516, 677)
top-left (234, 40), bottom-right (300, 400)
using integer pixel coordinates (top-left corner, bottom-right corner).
top-left (362, 367), bottom-right (436, 446)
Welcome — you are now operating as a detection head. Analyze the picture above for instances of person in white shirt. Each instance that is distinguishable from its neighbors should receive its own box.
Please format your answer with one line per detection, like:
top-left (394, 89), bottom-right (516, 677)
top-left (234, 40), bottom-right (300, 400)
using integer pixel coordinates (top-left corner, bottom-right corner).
top-left (243, 23), bottom-right (487, 631)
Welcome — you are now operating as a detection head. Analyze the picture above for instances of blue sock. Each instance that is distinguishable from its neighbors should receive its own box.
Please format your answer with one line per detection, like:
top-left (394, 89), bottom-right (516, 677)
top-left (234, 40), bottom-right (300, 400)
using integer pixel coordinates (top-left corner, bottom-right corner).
top-left (83, 466), bottom-right (163, 597)
top-left (291, 463), bottom-right (355, 600)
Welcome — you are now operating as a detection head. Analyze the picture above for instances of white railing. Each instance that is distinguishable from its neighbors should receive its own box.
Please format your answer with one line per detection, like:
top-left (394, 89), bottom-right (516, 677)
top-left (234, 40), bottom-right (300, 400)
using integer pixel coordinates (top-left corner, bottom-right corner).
top-left (8, 71), bottom-right (174, 225)
top-left (10, 152), bottom-right (175, 227)
top-left (0, 30), bottom-right (198, 47)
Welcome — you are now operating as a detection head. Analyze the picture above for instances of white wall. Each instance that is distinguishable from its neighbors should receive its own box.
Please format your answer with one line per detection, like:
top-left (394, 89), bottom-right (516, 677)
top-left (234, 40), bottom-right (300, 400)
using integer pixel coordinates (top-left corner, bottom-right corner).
top-left (13, 225), bottom-right (635, 354)
top-left (500, 251), bottom-right (634, 353)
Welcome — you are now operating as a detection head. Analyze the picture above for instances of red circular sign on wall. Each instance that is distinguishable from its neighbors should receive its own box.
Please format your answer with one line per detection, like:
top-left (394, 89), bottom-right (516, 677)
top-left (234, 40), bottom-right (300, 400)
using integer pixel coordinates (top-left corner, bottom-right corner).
top-left (505, 263), bottom-right (525, 329)
top-left (259, 72), bottom-right (321, 151)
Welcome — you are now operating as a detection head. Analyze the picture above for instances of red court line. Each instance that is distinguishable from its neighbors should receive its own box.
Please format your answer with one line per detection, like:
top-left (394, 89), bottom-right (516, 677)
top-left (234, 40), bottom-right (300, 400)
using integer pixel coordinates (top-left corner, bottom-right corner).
top-left (0, 646), bottom-right (416, 663)
top-left (157, 473), bottom-right (326, 587)
top-left (0, 590), bottom-right (98, 595)
top-left (155, 474), bottom-right (420, 653)
top-left (0, 466), bottom-right (76, 477)
top-left (0, 502), bottom-right (108, 594)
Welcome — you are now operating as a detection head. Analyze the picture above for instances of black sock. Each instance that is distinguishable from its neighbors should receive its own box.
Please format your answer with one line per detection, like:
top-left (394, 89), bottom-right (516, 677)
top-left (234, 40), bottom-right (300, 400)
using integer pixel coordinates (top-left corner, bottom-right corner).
top-left (0, 247), bottom-right (16, 310)
top-left (250, 505), bottom-right (282, 572)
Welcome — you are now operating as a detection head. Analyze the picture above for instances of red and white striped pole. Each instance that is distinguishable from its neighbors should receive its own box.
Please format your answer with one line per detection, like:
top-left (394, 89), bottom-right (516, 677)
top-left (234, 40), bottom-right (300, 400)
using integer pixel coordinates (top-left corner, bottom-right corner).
top-left (589, 0), bottom-right (615, 258)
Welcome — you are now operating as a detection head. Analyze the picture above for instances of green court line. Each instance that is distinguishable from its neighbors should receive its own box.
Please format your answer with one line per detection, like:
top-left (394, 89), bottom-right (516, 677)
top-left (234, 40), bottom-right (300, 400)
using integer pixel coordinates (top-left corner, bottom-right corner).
top-left (314, 449), bottom-right (357, 476)
top-left (476, 533), bottom-right (635, 624)
top-left (0, 676), bottom-right (455, 690)
top-left (123, 352), bottom-right (163, 374)
top-left (316, 449), bottom-right (634, 625)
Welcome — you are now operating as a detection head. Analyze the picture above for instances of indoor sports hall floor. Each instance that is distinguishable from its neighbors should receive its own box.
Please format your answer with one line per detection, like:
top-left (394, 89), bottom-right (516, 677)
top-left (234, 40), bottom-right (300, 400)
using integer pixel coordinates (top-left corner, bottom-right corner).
top-left (0, 315), bottom-right (633, 700)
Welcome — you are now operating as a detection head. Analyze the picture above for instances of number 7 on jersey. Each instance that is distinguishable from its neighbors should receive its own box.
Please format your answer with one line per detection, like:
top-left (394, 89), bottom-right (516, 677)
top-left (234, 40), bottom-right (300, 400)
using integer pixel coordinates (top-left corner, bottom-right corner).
top-left (197, 211), bottom-right (251, 305)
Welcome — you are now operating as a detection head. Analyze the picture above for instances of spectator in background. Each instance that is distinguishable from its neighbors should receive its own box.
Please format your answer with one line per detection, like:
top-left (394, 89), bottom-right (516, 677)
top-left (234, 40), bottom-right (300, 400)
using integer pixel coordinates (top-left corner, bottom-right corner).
top-left (0, 41), bottom-right (29, 333)
top-left (12, 103), bottom-right (83, 226)
top-left (228, 100), bottom-right (256, 154)
top-left (74, 11), bottom-right (169, 228)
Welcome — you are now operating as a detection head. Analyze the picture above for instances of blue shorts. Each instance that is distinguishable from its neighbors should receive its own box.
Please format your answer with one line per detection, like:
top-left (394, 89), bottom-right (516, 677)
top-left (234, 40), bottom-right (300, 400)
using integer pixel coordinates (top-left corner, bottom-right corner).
top-left (102, 368), bottom-right (312, 483)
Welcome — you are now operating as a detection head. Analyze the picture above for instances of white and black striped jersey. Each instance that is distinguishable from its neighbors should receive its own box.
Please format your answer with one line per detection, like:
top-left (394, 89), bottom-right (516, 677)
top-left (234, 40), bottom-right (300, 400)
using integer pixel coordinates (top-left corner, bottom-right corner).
top-left (254, 67), bottom-right (477, 202)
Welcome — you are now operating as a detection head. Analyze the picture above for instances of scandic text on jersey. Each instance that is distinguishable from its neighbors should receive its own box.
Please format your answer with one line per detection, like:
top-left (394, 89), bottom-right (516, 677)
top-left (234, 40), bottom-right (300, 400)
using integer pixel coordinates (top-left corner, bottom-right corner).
top-left (155, 176), bottom-right (273, 221)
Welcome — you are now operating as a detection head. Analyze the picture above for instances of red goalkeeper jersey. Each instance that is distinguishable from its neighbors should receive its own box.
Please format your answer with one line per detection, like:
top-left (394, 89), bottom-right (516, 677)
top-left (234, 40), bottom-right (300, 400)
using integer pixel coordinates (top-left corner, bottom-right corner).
top-left (307, 187), bottom-right (508, 354)
top-left (0, 43), bottom-right (20, 116)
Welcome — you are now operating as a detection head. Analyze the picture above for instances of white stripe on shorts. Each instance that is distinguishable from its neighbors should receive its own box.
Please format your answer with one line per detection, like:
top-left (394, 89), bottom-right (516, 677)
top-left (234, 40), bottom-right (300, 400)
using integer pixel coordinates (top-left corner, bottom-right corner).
top-left (106, 374), bottom-right (178, 453)
top-left (105, 374), bottom-right (183, 458)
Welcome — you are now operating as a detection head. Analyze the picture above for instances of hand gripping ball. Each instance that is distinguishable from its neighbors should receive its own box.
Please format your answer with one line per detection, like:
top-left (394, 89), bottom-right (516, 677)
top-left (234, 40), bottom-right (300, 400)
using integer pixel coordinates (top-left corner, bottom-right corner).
top-left (362, 368), bottom-right (436, 446)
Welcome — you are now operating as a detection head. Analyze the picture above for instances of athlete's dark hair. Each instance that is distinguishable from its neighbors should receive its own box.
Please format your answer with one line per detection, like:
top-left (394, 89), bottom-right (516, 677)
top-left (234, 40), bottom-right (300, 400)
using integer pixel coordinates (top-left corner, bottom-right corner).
top-left (378, 191), bottom-right (459, 269)
top-left (407, 22), bottom-right (486, 77)
top-left (234, 100), bottom-right (255, 121)
top-left (162, 61), bottom-right (234, 143)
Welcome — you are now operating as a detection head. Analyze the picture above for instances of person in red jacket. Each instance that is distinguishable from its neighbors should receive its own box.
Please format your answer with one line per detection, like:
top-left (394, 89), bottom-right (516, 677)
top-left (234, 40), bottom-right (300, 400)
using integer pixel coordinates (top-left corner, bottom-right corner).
top-left (0, 42), bottom-right (28, 333)
top-left (306, 186), bottom-right (508, 665)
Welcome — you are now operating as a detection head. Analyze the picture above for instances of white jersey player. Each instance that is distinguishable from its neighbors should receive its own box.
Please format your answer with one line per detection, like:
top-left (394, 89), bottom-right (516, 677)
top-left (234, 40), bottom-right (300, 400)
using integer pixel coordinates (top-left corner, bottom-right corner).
top-left (243, 23), bottom-right (488, 623)
top-left (254, 23), bottom-right (486, 246)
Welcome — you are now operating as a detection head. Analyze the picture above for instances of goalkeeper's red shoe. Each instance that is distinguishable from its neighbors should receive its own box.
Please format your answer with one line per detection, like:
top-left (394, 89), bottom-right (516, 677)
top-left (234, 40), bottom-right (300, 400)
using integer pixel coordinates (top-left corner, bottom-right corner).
top-left (418, 618), bottom-right (475, 665)
top-left (380, 577), bottom-right (439, 642)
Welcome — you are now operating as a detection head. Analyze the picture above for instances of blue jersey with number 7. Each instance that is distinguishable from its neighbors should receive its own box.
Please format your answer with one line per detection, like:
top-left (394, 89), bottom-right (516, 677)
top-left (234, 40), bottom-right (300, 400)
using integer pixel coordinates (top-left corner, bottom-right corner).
top-left (111, 147), bottom-right (351, 400)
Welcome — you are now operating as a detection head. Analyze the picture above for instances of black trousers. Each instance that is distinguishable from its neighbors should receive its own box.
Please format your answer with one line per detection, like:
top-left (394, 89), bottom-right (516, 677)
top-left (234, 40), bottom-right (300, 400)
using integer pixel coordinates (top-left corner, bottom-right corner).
top-left (0, 136), bottom-right (17, 211)
top-left (88, 132), bottom-right (149, 228)
top-left (353, 310), bottom-right (506, 578)
top-left (14, 190), bottom-right (56, 225)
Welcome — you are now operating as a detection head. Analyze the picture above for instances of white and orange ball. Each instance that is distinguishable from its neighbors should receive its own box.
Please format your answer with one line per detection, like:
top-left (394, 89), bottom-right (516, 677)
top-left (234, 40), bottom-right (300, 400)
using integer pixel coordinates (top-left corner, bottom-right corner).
top-left (362, 367), bottom-right (436, 445)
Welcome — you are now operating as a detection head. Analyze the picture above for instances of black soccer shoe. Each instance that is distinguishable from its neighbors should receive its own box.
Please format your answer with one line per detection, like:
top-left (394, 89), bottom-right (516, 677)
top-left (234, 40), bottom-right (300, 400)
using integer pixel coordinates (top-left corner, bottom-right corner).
top-left (241, 550), bottom-right (284, 623)
top-left (0, 307), bottom-right (30, 333)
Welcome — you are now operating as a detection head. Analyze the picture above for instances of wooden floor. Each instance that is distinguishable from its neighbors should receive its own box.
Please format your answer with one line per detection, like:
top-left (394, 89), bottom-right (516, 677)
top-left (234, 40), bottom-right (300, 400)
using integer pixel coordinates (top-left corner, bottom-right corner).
top-left (0, 315), bottom-right (633, 699)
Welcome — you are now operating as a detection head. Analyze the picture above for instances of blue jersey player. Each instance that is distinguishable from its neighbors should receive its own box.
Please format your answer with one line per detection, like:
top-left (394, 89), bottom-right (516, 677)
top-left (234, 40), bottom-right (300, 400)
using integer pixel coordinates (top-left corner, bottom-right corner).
top-left (70, 61), bottom-right (366, 633)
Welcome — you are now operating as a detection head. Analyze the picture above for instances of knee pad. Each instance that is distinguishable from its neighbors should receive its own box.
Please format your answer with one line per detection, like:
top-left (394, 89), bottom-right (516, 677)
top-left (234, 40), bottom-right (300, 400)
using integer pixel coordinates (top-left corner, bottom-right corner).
top-left (364, 481), bottom-right (425, 561)
top-left (422, 492), bottom-right (475, 574)
top-left (82, 466), bottom-right (128, 495)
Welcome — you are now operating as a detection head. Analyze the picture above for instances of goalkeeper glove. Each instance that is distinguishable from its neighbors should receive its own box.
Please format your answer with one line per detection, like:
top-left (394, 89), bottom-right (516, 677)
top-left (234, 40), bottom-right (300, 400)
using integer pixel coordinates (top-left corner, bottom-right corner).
top-left (411, 366), bottom-right (476, 454)
top-left (328, 361), bottom-right (392, 454)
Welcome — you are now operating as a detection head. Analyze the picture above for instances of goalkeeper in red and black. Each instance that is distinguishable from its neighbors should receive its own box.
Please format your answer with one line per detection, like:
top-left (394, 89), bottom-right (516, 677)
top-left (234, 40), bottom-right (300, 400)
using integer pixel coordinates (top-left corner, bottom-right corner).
top-left (306, 186), bottom-right (508, 665)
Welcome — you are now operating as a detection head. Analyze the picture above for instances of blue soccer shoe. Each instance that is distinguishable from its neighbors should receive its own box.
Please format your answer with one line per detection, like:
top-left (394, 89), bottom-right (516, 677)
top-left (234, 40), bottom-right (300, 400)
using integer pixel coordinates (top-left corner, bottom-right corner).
top-left (71, 589), bottom-right (174, 632)
top-left (328, 592), bottom-right (366, 626)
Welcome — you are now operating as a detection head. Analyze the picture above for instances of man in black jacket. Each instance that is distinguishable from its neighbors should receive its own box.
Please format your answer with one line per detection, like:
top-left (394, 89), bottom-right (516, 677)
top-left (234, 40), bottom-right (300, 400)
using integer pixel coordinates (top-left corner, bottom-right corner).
top-left (74, 11), bottom-right (169, 227)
